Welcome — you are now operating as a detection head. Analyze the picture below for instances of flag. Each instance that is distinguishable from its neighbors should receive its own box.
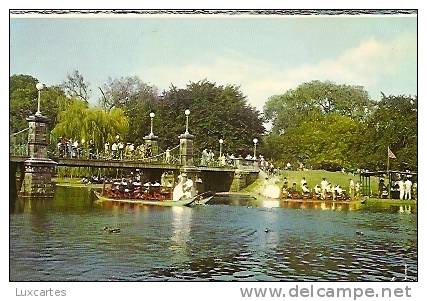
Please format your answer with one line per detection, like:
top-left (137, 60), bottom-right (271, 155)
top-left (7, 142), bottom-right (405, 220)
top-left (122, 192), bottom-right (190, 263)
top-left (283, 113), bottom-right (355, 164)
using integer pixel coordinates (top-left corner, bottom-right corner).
top-left (388, 147), bottom-right (396, 159)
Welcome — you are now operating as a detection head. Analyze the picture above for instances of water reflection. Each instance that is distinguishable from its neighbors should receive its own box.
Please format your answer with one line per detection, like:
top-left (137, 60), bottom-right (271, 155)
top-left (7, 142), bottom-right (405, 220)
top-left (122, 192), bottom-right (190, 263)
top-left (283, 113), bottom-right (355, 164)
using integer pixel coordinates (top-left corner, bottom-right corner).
top-left (170, 206), bottom-right (192, 259)
top-left (212, 196), bottom-right (363, 211)
top-left (399, 205), bottom-right (413, 214)
top-left (9, 187), bottom-right (417, 281)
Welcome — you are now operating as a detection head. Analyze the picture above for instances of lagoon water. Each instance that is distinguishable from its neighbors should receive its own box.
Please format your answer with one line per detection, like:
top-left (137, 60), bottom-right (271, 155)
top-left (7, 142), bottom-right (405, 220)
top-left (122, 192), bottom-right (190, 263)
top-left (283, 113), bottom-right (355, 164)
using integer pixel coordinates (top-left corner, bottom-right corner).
top-left (10, 186), bottom-right (417, 281)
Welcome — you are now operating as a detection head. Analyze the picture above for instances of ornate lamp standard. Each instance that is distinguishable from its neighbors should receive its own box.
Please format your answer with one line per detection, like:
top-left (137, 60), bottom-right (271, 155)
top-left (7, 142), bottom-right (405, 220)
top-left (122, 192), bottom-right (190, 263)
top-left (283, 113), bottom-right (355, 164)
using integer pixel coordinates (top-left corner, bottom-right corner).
top-left (219, 138), bottom-right (224, 158)
top-left (144, 112), bottom-right (159, 156)
top-left (253, 138), bottom-right (258, 159)
top-left (184, 109), bottom-right (191, 134)
top-left (149, 112), bottom-right (155, 137)
top-left (35, 83), bottom-right (44, 116)
top-left (20, 82), bottom-right (57, 197)
top-left (178, 109), bottom-right (194, 166)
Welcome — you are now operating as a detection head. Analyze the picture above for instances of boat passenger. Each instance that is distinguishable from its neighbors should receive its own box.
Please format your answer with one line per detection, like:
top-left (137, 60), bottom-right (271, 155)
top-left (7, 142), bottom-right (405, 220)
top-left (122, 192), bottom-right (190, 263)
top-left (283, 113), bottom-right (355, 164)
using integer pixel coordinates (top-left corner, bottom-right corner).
top-left (300, 177), bottom-right (307, 190)
top-left (302, 183), bottom-right (310, 193)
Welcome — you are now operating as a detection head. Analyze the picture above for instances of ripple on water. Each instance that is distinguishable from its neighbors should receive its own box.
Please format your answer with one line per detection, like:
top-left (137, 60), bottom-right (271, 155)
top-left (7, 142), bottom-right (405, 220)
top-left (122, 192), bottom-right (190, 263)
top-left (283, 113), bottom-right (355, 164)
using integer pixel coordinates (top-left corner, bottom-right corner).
top-left (9, 190), bottom-right (418, 281)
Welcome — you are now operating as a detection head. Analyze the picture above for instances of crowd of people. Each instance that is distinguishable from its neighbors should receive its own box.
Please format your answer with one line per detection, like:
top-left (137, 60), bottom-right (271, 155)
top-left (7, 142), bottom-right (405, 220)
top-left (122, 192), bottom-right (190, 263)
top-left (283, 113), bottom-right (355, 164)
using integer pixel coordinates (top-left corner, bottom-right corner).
top-left (280, 177), bottom-right (362, 201)
top-left (199, 151), bottom-right (267, 168)
top-left (259, 156), bottom-right (277, 175)
top-left (56, 135), bottom-right (159, 160)
top-left (378, 176), bottom-right (417, 200)
top-left (56, 134), bottom-right (270, 169)
top-left (56, 137), bottom-right (96, 159)
top-left (98, 170), bottom-right (171, 200)
top-left (97, 170), bottom-right (198, 202)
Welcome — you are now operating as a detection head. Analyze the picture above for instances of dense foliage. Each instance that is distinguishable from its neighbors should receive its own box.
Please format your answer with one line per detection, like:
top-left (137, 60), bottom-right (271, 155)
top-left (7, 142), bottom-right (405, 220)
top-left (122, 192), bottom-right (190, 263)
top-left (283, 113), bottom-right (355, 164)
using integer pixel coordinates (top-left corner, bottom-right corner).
top-left (262, 81), bottom-right (417, 171)
top-left (156, 80), bottom-right (265, 155)
top-left (10, 75), bottom-right (69, 133)
top-left (52, 99), bottom-right (129, 150)
top-left (10, 74), bottom-right (416, 171)
top-left (10, 74), bottom-right (264, 157)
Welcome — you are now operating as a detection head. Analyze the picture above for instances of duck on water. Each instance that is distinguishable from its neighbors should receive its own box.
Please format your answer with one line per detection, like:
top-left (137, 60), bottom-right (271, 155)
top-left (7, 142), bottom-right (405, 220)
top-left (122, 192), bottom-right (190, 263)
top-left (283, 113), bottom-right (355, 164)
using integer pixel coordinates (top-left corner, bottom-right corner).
top-left (103, 226), bottom-right (120, 234)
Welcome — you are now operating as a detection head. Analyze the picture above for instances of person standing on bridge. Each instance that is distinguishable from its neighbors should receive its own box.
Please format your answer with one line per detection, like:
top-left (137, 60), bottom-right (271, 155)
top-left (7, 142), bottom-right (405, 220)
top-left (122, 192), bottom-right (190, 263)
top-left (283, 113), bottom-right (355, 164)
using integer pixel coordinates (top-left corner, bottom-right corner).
top-left (208, 150), bottom-right (214, 165)
top-left (220, 154), bottom-right (226, 166)
top-left (88, 140), bottom-right (95, 159)
top-left (165, 148), bottom-right (171, 164)
top-left (201, 149), bottom-right (208, 166)
top-left (124, 143), bottom-right (131, 159)
top-left (73, 139), bottom-right (79, 158)
top-left (111, 142), bottom-right (118, 159)
top-left (118, 141), bottom-right (124, 159)
top-left (129, 143), bottom-right (135, 159)
top-left (104, 142), bottom-right (110, 159)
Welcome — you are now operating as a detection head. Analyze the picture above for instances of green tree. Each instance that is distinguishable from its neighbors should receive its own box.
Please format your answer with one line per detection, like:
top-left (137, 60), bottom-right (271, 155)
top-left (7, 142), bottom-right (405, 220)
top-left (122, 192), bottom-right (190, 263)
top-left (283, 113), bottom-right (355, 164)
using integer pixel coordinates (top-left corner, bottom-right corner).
top-left (264, 80), bottom-right (373, 133)
top-left (157, 80), bottom-right (265, 156)
top-left (261, 113), bottom-right (362, 170)
top-left (355, 94), bottom-right (417, 171)
top-left (52, 99), bottom-right (129, 152)
top-left (10, 74), bottom-right (69, 133)
top-left (99, 76), bottom-right (159, 144)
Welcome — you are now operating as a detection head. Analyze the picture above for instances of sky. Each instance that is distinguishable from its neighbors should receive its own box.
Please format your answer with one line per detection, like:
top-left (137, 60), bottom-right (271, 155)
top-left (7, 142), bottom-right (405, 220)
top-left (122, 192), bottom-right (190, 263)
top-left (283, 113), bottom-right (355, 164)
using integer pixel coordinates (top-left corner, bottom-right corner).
top-left (10, 15), bottom-right (417, 111)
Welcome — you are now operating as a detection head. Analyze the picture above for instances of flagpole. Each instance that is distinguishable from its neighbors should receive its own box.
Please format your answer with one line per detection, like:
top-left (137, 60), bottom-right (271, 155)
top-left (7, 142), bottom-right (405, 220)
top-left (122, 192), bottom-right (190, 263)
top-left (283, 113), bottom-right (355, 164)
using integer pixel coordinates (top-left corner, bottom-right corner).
top-left (387, 146), bottom-right (391, 199)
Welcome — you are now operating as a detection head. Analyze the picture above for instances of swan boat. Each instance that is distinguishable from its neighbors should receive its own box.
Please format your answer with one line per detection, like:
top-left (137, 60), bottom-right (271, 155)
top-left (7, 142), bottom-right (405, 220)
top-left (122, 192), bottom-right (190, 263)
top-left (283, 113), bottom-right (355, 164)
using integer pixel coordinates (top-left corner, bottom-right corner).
top-left (94, 191), bottom-right (215, 207)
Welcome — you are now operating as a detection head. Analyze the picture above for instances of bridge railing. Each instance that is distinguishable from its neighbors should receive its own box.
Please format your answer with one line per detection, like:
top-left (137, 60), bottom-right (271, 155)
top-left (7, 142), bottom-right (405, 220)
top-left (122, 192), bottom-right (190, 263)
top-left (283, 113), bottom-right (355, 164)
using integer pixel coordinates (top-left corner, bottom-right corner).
top-left (11, 130), bottom-right (259, 172)
top-left (194, 154), bottom-right (258, 171)
top-left (9, 127), bottom-right (29, 157)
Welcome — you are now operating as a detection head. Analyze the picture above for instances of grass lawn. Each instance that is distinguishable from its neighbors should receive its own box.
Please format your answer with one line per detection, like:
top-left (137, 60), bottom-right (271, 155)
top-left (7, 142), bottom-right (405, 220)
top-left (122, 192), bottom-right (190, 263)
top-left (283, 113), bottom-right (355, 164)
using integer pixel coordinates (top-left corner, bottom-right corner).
top-left (242, 169), bottom-right (380, 196)
top-left (53, 177), bottom-right (82, 184)
top-left (279, 169), bottom-right (376, 192)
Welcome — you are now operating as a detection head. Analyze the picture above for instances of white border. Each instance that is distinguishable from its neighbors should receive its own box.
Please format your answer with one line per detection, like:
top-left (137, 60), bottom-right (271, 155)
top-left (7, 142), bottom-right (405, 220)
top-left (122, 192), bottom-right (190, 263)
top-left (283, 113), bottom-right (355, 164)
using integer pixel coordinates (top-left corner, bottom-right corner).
top-left (2, 1), bottom-right (425, 300)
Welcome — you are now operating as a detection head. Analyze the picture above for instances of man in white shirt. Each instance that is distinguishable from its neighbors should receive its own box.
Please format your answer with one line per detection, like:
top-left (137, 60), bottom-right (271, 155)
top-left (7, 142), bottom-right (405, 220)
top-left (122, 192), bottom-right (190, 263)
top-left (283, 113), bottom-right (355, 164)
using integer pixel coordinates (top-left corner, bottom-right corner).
top-left (397, 179), bottom-right (405, 200)
top-left (104, 142), bottom-right (110, 158)
top-left (320, 178), bottom-right (328, 200)
top-left (129, 143), bottom-right (135, 158)
top-left (355, 182), bottom-right (360, 197)
top-left (314, 185), bottom-right (321, 196)
top-left (302, 183), bottom-right (310, 193)
top-left (165, 148), bottom-right (171, 164)
top-left (404, 178), bottom-right (412, 200)
top-left (118, 142), bottom-right (124, 159)
top-left (111, 142), bottom-right (118, 159)
top-left (349, 179), bottom-right (355, 199)
top-left (300, 177), bottom-right (307, 190)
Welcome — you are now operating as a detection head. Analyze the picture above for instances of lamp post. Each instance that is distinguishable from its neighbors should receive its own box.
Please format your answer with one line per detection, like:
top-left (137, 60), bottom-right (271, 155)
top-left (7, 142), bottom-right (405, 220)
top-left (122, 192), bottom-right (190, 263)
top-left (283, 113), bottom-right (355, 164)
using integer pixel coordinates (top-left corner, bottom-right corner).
top-left (149, 112), bottom-right (155, 136)
top-left (35, 83), bottom-right (44, 116)
top-left (184, 109), bottom-right (190, 134)
top-left (219, 138), bottom-right (224, 158)
top-left (253, 138), bottom-right (258, 159)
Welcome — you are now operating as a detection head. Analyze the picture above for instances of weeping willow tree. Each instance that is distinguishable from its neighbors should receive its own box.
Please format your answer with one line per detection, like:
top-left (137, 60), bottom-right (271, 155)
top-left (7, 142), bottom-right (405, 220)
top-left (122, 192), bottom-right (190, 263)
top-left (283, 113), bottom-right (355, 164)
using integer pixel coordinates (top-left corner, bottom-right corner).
top-left (52, 99), bottom-right (129, 152)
